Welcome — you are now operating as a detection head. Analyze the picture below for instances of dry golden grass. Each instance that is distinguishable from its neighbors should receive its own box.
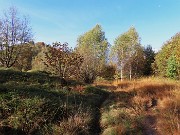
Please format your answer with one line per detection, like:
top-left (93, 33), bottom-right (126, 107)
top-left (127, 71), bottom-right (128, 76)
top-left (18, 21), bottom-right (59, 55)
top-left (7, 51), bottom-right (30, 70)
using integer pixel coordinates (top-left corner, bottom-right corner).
top-left (72, 85), bottom-right (85, 93)
top-left (99, 77), bottom-right (180, 135)
top-left (157, 89), bottom-right (180, 135)
top-left (102, 125), bottom-right (126, 135)
top-left (53, 106), bottom-right (91, 135)
top-left (93, 80), bottom-right (117, 91)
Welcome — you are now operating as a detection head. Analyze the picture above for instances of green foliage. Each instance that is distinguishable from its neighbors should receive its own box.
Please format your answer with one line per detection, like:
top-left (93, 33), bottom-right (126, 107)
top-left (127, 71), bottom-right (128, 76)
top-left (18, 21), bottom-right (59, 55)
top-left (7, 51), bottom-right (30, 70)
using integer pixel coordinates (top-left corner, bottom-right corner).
top-left (4, 97), bottom-right (45, 134)
top-left (166, 55), bottom-right (179, 79)
top-left (31, 42), bottom-right (49, 71)
top-left (99, 65), bottom-right (116, 80)
top-left (12, 43), bottom-right (38, 71)
top-left (52, 106), bottom-right (91, 135)
top-left (111, 27), bottom-right (144, 79)
top-left (0, 69), bottom-right (109, 134)
top-left (76, 24), bottom-right (109, 83)
top-left (84, 86), bottom-right (109, 97)
top-left (0, 68), bottom-right (50, 84)
top-left (101, 101), bottom-right (144, 135)
top-left (154, 33), bottom-right (180, 79)
top-left (143, 45), bottom-right (155, 76)
top-left (44, 42), bottom-right (83, 79)
top-left (127, 45), bottom-right (145, 78)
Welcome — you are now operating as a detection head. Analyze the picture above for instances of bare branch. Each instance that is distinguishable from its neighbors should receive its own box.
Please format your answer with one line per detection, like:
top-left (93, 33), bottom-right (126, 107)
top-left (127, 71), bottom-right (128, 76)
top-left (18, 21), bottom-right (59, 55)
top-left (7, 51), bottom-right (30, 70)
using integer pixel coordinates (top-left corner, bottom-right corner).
top-left (0, 6), bottom-right (33, 68)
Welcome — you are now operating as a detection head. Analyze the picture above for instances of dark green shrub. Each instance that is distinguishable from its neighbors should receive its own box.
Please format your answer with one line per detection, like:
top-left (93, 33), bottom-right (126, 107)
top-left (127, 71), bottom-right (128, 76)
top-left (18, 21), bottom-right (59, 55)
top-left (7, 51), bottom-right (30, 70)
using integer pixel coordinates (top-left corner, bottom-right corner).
top-left (84, 86), bottom-right (109, 97)
top-left (0, 84), bottom-right (8, 93)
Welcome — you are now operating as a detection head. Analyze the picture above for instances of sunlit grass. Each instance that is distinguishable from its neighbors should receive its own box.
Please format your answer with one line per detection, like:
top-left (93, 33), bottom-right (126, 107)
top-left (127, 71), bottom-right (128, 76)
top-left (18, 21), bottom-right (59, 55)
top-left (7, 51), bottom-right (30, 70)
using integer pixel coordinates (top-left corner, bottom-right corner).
top-left (100, 77), bottom-right (180, 134)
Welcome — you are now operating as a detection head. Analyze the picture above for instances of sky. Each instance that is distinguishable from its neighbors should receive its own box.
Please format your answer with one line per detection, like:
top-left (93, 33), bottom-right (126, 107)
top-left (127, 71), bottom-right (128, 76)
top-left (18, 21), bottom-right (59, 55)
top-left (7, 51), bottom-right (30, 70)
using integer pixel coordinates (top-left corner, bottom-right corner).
top-left (0, 0), bottom-right (180, 50)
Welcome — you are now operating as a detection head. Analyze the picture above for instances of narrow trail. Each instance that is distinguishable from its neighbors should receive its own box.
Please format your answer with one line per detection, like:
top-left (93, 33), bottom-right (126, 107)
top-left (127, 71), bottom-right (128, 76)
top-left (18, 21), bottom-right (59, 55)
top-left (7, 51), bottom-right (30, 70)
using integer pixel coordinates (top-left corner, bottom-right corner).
top-left (98, 87), bottom-right (161, 135)
top-left (142, 113), bottom-right (159, 135)
top-left (142, 99), bottom-right (160, 135)
top-left (90, 92), bottom-right (110, 135)
top-left (90, 107), bottom-right (102, 135)
top-left (101, 91), bottom-right (160, 135)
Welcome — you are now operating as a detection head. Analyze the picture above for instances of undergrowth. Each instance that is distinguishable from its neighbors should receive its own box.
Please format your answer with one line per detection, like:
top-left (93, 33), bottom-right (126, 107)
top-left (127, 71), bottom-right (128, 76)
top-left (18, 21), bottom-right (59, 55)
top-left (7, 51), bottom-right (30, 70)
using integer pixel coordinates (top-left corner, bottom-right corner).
top-left (0, 69), bottom-right (109, 135)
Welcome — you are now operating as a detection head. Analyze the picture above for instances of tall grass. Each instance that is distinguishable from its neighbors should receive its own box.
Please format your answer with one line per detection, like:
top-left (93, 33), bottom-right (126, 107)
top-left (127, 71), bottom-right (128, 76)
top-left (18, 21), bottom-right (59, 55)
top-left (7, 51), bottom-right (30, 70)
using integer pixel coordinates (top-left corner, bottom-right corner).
top-left (0, 69), bottom-right (109, 135)
top-left (100, 77), bottom-right (180, 135)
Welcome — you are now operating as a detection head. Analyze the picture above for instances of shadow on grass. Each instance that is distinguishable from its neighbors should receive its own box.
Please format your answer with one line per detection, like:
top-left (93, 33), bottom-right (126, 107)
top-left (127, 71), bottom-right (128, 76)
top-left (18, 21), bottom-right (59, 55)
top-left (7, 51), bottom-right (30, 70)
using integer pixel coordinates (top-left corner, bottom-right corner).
top-left (95, 85), bottom-right (117, 91)
top-left (0, 82), bottom-right (110, 135)
top-left (103, 90), bottom-right (136, 111)
top-left (0, 126), bottom-right (26, 135)
top-left (142, 115), bottom-right (158, 135)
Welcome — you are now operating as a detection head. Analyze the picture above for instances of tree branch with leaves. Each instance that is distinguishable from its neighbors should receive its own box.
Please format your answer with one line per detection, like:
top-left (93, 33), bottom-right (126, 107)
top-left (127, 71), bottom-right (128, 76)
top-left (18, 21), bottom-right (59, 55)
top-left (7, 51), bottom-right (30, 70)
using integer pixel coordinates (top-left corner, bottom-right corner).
top-left (44, 42), bottom-right (83, 79)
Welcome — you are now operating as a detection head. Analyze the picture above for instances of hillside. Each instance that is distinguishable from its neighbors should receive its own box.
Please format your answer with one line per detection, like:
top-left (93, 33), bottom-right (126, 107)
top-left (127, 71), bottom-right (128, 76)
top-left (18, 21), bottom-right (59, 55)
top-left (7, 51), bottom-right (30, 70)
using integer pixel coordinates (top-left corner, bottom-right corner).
top-left (0, 69), bottom-right (109, 135)
top-left (0, 3), bottom-right (180, 135)
top-left (0, 69), bottom-right (179, 135)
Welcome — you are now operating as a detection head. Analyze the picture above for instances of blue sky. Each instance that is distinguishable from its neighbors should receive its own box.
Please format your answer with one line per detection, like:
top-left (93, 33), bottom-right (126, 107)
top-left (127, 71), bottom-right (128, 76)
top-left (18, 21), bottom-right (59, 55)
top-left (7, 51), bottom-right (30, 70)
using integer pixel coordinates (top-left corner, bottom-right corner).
top-left (0, 0), bottom-right (180, 50)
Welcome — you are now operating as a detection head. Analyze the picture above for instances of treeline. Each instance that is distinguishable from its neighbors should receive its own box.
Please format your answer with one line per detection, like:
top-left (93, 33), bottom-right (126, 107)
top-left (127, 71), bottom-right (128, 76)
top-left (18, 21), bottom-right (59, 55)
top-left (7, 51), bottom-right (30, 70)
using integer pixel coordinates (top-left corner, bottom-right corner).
top-left (0, 7), bottom-right (179, 82)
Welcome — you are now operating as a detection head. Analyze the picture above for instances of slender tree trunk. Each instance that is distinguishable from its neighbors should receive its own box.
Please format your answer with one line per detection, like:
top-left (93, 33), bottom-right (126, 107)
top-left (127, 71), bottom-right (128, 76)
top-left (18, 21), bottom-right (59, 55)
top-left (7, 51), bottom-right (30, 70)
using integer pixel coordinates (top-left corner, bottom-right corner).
top-left (121, 49), bottom-right (124, 81)
top-left (121, 61), bottom-right (123, 82)
top-left (129, 64), bottom-right (132, 80)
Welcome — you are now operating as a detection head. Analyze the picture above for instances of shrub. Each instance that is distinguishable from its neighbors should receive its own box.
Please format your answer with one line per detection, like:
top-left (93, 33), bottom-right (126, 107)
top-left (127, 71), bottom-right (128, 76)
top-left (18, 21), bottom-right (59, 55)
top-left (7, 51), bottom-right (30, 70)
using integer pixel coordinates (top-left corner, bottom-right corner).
top-left (84, 86), bottom-right (109, 97)
top-left (53, 106), bottom-right (91, 135)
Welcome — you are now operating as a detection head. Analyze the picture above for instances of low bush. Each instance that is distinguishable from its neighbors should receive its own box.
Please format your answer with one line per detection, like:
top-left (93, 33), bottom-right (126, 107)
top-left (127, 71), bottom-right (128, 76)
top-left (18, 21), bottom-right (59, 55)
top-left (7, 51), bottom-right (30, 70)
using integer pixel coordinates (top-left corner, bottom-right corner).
top-left (84, 86), bottom-right (109, 97)
top-left (0, 69), bottom-right (109, 134)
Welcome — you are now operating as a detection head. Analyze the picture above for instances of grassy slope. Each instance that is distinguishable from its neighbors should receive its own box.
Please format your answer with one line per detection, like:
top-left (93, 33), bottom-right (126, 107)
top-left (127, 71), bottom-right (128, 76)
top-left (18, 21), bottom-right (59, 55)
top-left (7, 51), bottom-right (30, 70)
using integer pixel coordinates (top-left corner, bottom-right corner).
top-left (1, 69), bottom-right (179, 135)
top-left (0, 69), bottom-right (109, 135)
top-left (98, 78), bottom-right (180, 135)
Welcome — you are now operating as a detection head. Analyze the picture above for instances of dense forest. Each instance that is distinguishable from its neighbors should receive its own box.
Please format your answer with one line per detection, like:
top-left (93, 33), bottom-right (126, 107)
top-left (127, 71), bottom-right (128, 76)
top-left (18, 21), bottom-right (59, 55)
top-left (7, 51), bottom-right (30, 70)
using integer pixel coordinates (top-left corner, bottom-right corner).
top-left (0, 7), bottom-right (179, 135)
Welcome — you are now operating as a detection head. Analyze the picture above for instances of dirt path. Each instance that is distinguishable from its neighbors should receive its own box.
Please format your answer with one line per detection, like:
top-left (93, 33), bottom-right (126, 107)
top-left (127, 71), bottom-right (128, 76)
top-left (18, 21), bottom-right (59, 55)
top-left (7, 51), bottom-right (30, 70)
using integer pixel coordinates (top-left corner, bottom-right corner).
top-left (142, 98), bottom-right (160, 135)
top-left (90, 92), bottom-right (109, 135)
top-left (99, 88), bottom-right (161, 135)
top-left (142, 114), bottom-right (159, 135)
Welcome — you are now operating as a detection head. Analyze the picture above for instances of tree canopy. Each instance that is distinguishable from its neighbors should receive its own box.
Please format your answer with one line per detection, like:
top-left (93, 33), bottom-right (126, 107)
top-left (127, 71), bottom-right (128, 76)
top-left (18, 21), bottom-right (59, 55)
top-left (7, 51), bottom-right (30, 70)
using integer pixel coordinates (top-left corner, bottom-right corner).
top-left (0, 7), bottom-right (179, 81)
top-left (111, 27), bottom-right (145, 80)
top-left (0, 7), bottom-right (33, 68)
top-left (76, 24), bottom-right (109, 83)
top-left (143, 45), bottom-right (155, 76)
top-left (153, 33), bottom-right (180, 79)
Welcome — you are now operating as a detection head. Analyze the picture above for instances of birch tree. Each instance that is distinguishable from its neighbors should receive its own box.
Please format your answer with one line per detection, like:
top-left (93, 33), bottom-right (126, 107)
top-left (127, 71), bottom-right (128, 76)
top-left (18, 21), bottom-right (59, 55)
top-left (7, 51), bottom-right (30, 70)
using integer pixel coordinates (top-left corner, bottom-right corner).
top-left (111, 27), bottom-right (142, 80)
